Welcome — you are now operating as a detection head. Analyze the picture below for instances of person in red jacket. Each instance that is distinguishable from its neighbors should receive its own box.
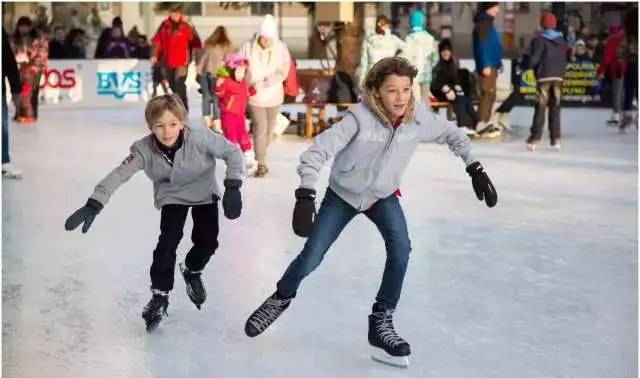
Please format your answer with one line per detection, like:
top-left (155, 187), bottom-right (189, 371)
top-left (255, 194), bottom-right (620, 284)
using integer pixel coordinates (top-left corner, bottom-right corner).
top-left (596, 24), bottom-right (627, 125)
top-left (215, 53), bottom-right (258, 176)
top-left (151, 6), bottom-right (201, 111)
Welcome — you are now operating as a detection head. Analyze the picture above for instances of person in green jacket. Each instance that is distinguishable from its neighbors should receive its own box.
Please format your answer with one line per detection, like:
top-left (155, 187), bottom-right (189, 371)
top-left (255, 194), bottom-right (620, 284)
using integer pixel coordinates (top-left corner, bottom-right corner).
top-left (404, 9), bottom-right (439, 104)
top-left (357, 15), bottom-right (410, 92)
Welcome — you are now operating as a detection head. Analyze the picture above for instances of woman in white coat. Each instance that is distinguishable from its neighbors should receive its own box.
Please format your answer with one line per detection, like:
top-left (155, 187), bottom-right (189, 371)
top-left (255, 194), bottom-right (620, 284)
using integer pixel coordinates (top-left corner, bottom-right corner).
top-left (239, 15), bottom-right (291, 177)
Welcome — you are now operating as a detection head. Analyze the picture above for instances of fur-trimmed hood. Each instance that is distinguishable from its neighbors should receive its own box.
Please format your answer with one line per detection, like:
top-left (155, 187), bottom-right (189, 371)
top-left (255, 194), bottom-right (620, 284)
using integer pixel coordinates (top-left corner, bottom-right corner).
top-left (361, 62), bottom-right (416, 126)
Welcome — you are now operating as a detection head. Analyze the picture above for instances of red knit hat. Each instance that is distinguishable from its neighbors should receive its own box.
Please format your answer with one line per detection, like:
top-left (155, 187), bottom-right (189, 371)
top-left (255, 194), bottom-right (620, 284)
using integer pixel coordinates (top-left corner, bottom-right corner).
top-left (540, 12), bottom-right (557, 29)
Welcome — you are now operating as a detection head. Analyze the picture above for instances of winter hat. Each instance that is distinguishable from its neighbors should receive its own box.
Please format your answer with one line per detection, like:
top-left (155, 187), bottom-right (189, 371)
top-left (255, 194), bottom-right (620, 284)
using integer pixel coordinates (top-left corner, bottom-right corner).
top-left (478, 2), bottom-right (499, 13)
top-left (609, 23), bottom-right (622, 35)
top-left (438, 38), bottom-right (453, 53)
top-left (409, 10), bottom-right (425, 31)
top-left (575, 39), bottom-right (586, 47)
top-left (540, 12), bottom-right (557, 29)
top-left (224, 53), bottom-right (249, 69)
top-left (259, 15), bottom-right (277, 39)
top-left (112, 17), bottom-right (123, 27)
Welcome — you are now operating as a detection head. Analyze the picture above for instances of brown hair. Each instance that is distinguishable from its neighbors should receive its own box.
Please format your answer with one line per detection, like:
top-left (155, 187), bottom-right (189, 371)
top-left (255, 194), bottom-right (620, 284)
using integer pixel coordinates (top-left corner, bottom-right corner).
top-left (363, 57), bottom-right (418, 125)
top-left (145, 94), bottom-right (187, 128)
top-left (363, 56), bottom-right (418, 91)
top-left (205, 26), bottom-right (231, 48)
top-left (375, 15), bottom-right (391, 35)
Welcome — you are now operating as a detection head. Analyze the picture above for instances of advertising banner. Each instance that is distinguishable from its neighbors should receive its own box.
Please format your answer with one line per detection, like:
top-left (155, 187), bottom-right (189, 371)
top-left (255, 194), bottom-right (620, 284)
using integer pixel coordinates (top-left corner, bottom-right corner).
top-left (512, 59), bottom-right (612, 107)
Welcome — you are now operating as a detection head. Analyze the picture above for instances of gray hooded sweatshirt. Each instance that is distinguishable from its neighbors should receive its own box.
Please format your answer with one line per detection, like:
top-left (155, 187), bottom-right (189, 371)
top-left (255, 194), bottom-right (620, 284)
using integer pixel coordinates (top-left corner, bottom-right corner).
top-left (298, 96), bottom-right (477, 211)
top-left (90, 126), bottom-right (244, 209)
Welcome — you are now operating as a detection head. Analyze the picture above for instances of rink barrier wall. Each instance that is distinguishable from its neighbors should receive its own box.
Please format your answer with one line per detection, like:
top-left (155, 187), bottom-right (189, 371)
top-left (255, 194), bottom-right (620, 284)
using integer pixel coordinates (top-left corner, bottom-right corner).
top-left (7, 58), bottom-right (527, 109)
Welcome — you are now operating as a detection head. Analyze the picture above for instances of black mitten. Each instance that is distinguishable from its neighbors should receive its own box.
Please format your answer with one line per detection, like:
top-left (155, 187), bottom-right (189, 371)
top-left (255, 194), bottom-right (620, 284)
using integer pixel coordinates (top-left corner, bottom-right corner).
top-left (64, 198), bottom-right (104, 233)
top-left (222, 179), bottom-right (242, 220)
top-left (466, 162), bottom-right (498, 208)
top-left (292, 188), bottom-right (316, 237)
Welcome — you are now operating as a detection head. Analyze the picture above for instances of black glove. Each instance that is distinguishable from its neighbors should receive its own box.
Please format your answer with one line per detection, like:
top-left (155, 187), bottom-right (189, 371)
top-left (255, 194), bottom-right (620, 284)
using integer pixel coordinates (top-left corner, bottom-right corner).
top-left (466, 162), bottom-right (498, 208)
top-left (64, 198), bottom-right (104, 233)
top-left (222, 179), bottom-right (242, 220)
top-left (292, 188), bottom-right (316, 238)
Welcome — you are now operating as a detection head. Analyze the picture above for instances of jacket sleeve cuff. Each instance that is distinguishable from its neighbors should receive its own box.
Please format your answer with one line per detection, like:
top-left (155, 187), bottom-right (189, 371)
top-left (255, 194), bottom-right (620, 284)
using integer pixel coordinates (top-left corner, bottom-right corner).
top-left (299, 173), bottom-right (317, 190)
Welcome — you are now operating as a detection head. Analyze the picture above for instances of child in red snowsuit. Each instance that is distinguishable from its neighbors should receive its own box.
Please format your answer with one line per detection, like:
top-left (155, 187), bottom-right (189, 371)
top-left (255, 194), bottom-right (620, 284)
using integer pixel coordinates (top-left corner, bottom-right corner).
top-left (215, 54), bottom-right (258, 175)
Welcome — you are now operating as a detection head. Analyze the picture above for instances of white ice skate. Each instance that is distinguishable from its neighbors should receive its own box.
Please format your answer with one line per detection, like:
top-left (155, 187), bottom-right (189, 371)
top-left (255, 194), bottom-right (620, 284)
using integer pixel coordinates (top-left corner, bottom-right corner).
top-left (274, 113), bottom-right (291, 136)
top-left (2, 163), bottom-right (23, 179)
top-left (607, 113), bottom-right (620, 126)
top-left (244, 150), bottom-right (258, 177)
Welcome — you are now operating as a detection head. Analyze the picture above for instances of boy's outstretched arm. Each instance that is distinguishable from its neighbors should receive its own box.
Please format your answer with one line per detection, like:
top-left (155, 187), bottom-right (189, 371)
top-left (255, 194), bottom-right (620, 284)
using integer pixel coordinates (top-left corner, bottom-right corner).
top-left (91, 145), bottom-right (146, 206)
top-left (204, 129), bottom-right (244, 180)
top-left (203, 129), bottom-right (245, 219)
top-left (65, 145), bottom-right (145, 233)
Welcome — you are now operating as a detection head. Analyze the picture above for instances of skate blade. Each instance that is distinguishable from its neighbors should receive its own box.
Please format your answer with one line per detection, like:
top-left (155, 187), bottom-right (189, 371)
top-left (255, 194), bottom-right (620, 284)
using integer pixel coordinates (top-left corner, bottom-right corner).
top-left (370, 348), bottom-right (409, 368)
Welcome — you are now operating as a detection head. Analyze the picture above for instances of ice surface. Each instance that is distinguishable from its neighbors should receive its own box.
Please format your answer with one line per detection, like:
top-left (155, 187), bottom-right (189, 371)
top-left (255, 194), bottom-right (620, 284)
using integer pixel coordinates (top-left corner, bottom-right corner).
top-left (2, 105), bottom-right (637, 378)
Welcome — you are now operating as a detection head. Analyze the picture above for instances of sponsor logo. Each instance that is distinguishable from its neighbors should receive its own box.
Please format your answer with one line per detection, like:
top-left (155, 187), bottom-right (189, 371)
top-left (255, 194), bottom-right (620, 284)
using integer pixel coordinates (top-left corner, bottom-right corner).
top-left (39, 68), bottom-right (76, 89)
top-left (97, 71), bottom-right (151, 99)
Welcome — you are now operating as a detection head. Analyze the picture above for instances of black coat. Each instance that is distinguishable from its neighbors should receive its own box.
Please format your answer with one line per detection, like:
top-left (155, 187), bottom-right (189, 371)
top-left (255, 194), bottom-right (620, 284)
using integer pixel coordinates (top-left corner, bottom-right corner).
top-left (430, 58), bottom-right (460, 101)
top-left (2, 29), bottom-right (21, 97)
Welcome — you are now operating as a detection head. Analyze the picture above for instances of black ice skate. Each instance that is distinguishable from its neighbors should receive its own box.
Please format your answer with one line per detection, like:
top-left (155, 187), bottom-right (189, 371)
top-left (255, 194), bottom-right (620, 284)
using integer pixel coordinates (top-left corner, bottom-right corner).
top-left (244, 291), bottom-right (294, 337)
top-left (180, 263), bottom-right (206, 310)
top-left (368, 303), bottom-right (411, 368)
top-left (142, 289), bottom-right (169, 333)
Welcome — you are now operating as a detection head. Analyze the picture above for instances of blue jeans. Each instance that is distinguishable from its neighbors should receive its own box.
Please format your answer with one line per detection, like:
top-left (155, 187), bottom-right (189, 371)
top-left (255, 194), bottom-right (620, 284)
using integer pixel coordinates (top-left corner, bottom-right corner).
top-left (277, 188), bottom-right (412, 309)
top-left (2, 91), bottom-right (9, 164)
top-left (623, 64), bottom-right (638, 112)
top-left (199, 74), bottom-right (219, 119)
top-left (452, 95), bottom-right (479, 128)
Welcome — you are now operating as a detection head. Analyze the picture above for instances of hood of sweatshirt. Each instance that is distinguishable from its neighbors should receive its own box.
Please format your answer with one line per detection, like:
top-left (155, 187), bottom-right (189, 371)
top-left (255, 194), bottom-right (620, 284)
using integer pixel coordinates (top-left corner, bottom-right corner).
top-left (542, 29), bottom-right (564, 42)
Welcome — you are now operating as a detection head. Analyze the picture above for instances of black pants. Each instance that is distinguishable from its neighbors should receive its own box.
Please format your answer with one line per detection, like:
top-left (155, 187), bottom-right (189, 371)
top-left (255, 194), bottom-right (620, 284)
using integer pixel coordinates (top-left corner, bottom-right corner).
top-left (150, 202), bottom-right (219, 291)
top-left (32, 72), bottom-right (41, 119)
top-left (166, 66), bottom-right (189, 112)
top-left (495, 80), bottom-right (523, 114)
top-left (528, 80), bottom-right (562, 143)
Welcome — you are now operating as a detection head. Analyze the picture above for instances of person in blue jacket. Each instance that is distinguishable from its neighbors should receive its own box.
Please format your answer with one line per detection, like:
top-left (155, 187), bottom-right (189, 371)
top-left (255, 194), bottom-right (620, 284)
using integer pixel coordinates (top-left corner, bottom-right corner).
top-left (472, 2), bottom-right (503, 130)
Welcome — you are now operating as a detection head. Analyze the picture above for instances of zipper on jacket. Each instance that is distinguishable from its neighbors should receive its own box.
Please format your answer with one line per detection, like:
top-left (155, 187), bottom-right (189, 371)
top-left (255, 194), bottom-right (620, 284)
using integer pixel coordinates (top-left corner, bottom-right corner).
top-left (359, 127), bottom-right (397, 211)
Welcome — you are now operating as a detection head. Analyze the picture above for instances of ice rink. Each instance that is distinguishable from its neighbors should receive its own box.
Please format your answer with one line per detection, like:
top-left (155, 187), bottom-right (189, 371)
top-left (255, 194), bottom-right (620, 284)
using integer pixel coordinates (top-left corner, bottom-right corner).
top-left (2, 105), bottom-right (638, 378)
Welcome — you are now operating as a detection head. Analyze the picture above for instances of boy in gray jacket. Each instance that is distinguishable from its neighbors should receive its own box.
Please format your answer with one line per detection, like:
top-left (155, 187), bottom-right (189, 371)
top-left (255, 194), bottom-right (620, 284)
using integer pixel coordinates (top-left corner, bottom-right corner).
top-left (244, 57), bottom-right (497, 367)
top-left (64, 94), bottom-right (245, 332)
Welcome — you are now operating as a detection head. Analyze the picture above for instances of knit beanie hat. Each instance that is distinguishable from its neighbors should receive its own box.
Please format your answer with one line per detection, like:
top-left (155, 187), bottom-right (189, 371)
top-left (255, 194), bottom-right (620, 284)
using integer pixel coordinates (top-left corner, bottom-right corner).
top-left (409, 10), bottom-right (425, 31)
top-left (609, 23), bottom-right (622, 35)
top-left (438, 38), bottom-right (453, 53)
top-left (259, 15), bottom-right (277, 39)
top-left (540, 12), bottom-right (557, 29)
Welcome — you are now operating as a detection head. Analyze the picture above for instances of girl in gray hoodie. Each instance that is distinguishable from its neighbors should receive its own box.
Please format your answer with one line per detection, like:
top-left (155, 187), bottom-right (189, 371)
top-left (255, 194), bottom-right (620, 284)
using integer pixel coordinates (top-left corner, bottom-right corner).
top-left (243, 57), bottom-right (498, 368)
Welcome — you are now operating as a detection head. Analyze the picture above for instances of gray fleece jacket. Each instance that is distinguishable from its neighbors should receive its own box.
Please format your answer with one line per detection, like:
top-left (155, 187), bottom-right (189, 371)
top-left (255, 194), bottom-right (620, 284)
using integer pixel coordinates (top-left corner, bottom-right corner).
top-left (298, 98), bottom-right (477, 211)
top-left (90, 126), bottom-right (244, 209)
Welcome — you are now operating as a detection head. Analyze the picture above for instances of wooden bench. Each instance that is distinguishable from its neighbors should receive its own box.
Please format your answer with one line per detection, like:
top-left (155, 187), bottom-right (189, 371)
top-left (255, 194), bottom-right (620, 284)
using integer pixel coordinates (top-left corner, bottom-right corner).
top-left (303, 99), bottom-right (481, 138)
